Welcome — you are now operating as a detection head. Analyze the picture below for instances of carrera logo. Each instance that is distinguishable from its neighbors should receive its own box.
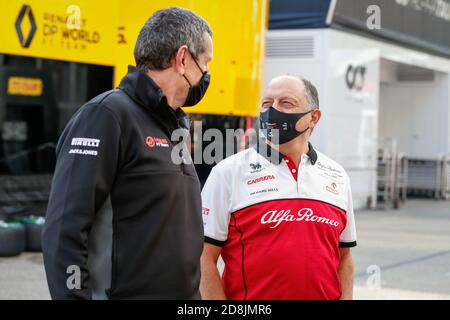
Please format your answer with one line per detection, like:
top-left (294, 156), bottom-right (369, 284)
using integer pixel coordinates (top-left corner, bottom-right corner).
top-left (326, 182), bottom-right (339, 195)
top-left (202, 207), bottom-right (210, 216)
top-left (247, 175), bottom-right (275, 185)
top-left (146, 136), bottom-right (169, 148)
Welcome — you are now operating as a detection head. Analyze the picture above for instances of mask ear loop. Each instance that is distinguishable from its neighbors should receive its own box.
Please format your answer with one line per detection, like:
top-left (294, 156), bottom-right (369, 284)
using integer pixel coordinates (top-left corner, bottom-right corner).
top-left (192, 56), bottom-right (207, 76)
top-left (295, 109), bottom-right (315, 135)
top-left (296, 126), bottom-right (311, 135)
top-left (183, 74), bottom-right (193, 87)
top-left (286, 109), bottom-right (314, 129)
top-left (185, 50), bottom-right (207, 86)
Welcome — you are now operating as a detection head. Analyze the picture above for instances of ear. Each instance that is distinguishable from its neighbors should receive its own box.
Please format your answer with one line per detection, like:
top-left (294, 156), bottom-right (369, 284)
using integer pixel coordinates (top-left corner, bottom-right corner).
top-left (310, 109), bottom-right (321, 128)
top-left (173, 45), bottom-right (189, 75)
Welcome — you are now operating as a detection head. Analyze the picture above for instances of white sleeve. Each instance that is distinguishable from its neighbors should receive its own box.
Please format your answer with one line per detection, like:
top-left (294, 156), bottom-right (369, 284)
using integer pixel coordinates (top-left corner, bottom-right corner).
top-left (339, 174), bottom-right (357, 247)
top-left (201, 164), bottom-right (232, 247)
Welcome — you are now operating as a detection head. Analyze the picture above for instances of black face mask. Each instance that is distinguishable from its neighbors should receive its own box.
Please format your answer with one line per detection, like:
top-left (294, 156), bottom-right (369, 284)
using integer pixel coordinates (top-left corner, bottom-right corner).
top-left (183, 54), bottom-right (210, 107)
top-left (260, 106), bottom-right (313, 144)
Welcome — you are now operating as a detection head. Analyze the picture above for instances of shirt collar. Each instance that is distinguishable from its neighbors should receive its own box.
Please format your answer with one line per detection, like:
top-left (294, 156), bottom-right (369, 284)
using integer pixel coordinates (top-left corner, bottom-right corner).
top-left (117, 65), bottom-right (190, 131)
top-left (118, 65), bottom-right (164, 108)
top-left (253, 138), bottom-right (317, 165)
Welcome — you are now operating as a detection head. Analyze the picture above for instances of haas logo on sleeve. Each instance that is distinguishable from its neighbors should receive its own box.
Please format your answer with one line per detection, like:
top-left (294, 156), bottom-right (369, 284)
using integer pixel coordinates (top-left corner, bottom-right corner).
top-left (146, 136), bottom-right (169, 148)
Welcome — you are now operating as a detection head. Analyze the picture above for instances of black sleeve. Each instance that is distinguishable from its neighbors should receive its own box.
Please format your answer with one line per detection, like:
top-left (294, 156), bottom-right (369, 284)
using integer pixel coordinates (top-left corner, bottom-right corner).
top-left (339, 241), bottom-right (357, 248)
top-left (42, 103), bottom-right (121, 300)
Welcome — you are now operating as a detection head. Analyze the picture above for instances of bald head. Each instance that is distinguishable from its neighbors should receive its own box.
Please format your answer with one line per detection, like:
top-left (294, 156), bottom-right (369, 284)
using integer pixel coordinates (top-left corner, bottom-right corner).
top-left (262, 75), bottom-right (319, 112)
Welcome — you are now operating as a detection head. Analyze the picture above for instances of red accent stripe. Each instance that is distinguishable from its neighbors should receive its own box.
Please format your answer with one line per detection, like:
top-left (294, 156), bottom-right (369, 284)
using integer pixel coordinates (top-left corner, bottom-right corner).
top-left (283, 155), bottom-right (298, 181)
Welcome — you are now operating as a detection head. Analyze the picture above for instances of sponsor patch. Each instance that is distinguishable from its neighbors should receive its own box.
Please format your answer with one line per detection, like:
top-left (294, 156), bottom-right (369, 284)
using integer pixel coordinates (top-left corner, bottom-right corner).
top-left (68, 149), bottom-right (98, 156)
top-left (71, 138), bottom-right (100, 148)
top-left (247, 175), bottom-right (275, 185)
top-left (146, 136), bottom-right (169, 148)
top-left (326, 182), bottom-right (339, 195)
top-left (261, 208), bottom-right (340, 229)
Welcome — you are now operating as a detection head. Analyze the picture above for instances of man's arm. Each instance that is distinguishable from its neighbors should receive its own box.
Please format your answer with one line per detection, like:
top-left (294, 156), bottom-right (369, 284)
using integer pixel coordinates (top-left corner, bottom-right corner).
top-left (339, 248), bottom-right (354, 300)
top-left (42, 103), bottom-right (121, 299)
top-left (200, 161), bottom-right (233, 300)
top-left (200, 243), bottom-right (226, 300)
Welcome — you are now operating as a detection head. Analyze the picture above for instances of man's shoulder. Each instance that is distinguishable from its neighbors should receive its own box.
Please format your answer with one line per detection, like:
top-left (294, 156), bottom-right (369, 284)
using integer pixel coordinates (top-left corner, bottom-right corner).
top-left (74, 88), bottom-right (144, 125)
top-left (67, 91), bottom-right (117, 123)
top-left (89, 88), bottom-right (136, 113)
top-left (211, 148), bottom-right (256, 174)
top-left (74, 90), bottom-right (121, 115)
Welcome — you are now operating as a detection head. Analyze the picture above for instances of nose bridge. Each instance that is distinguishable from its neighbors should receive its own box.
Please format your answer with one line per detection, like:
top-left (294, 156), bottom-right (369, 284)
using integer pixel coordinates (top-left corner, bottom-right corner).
top-left (271, 99), bottom-right (282, 111)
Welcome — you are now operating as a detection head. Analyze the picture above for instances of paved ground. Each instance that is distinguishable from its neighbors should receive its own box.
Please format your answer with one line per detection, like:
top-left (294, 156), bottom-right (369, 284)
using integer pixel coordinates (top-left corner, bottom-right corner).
top-left (352, 199), bottom-right (450, 299)
top-left (0, 199), bottom-right (449, 300)
top-left (0, 252), bottom-right (50, 300)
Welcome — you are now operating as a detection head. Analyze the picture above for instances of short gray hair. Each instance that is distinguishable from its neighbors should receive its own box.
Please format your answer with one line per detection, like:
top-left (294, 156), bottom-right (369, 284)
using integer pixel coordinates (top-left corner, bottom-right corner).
top-left (300, 77), bottom-right (319, 110)
top-left (134, 7), bottom-right (212, 71)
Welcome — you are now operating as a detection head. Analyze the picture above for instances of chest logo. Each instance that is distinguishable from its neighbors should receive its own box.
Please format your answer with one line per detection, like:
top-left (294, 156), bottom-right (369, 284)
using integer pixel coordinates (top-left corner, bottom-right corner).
top-left (326, 182), bottom-right (339, 195)
top-left (261, 208), bottom-right (340, 229)
top-left (146, 136), bottom-right (169, 148)
top-left (250, 163), bottom-right (261, 170)
top-left (249, 162), bottom-right (267, 173)
top-left (247, 174), bottom-right (275, 185)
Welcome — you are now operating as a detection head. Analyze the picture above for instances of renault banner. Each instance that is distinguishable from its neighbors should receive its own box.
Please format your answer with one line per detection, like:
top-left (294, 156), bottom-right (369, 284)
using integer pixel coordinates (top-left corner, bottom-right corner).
top-left (0, 1), bottom-right (117, 65)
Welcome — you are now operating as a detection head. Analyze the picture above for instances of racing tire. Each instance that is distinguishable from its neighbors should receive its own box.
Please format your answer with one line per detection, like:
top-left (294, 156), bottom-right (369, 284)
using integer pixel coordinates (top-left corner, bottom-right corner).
top-left (0, 222), bottom-right (26, 257)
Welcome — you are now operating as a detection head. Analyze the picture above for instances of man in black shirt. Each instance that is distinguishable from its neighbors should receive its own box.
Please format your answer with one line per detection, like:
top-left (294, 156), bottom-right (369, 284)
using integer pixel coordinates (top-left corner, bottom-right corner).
top-left (43, 7), bottom-right (213, 299)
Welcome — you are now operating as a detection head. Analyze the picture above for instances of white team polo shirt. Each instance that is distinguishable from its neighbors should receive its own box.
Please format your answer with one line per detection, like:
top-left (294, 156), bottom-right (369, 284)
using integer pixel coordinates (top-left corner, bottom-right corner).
top-left (201, 140), bottom-right (357, 300)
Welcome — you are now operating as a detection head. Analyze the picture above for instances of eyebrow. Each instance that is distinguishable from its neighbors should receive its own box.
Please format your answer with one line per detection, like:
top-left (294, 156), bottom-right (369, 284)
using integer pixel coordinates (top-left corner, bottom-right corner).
top-left (279, 96), bottom-right (299, 103)
top-left (262, 96), bottom-right (299, 103)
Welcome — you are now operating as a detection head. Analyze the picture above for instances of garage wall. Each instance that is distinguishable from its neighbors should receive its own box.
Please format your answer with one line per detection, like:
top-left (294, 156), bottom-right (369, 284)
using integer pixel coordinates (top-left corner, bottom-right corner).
top-left (379, 72), bottom-right (449, 159)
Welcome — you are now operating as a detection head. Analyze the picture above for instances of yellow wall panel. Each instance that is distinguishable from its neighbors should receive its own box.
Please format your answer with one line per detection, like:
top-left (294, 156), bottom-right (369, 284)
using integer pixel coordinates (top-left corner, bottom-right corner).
top-left (0, 0), bottom-right (118, 66)
top-left (0, 0), bottom-right (268, 116)
top-left (115, 0), bottom-right (268, 116)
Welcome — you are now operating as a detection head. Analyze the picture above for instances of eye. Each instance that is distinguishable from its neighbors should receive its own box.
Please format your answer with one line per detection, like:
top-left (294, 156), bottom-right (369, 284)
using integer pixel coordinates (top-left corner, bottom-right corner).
top-left (281, 100), bottom-right (294, 107)
top-left (261, 101), bottom-right (272, 108)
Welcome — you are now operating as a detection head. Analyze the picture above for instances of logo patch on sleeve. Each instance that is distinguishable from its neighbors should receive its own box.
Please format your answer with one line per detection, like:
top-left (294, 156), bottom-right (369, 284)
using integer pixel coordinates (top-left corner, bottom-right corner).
top-left (146, 136), bottom-right (169, 148)
top-left (71, 138), bottom-right (100, 147)
top-left (69, 137), bottom-right (100, 156)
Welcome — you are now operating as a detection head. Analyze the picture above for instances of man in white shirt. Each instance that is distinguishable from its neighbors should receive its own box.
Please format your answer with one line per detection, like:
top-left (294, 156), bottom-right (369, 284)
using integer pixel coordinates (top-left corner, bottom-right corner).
top-left (200, 75), bottom-right (357, 300)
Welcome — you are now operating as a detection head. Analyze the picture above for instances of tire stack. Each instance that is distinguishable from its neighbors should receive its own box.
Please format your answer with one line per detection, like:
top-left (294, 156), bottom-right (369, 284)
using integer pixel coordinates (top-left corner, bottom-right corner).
top-left (0, 222), bottom-right (26, 257)
top-left (0, 216), bottom-right (45, 257)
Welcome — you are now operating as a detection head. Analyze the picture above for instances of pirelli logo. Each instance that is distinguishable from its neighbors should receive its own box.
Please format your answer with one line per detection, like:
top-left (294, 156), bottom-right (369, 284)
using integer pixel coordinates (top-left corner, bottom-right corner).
top-left (71, 138), bottom-right (100, 148)
top-left (69, 138), bottom-right (100, 157)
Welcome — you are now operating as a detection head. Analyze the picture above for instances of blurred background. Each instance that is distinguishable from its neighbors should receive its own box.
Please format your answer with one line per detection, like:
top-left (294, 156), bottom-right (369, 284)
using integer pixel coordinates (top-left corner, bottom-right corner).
top-left (0, 0), bottom-right (449, 299)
